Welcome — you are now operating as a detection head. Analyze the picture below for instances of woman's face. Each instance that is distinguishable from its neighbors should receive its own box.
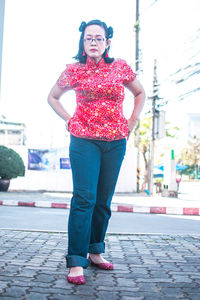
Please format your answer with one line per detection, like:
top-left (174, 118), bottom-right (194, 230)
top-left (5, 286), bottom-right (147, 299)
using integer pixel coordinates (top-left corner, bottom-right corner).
top-left (83, 25), bottom-right (111, 63)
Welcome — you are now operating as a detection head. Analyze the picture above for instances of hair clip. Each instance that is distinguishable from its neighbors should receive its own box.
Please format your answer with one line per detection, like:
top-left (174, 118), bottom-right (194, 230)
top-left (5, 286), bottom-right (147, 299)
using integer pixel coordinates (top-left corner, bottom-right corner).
top-left (107, 26), bottom-right (113, 39)
top-left (79, 21), bottom-right (87, 33)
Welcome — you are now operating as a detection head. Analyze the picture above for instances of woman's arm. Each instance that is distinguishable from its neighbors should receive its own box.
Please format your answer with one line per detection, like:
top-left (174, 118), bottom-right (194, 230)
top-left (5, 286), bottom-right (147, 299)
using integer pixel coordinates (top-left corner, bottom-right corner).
top-left (47, 84), bottom-right (72, 122)
top-left (125, 78), bottom-right (146, 138)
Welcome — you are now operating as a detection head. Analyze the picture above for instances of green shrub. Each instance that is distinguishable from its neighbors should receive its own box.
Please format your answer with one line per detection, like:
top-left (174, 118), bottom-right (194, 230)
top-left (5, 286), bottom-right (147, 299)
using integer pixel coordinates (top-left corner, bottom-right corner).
top-left (0, 145), bottom-right (25, 180)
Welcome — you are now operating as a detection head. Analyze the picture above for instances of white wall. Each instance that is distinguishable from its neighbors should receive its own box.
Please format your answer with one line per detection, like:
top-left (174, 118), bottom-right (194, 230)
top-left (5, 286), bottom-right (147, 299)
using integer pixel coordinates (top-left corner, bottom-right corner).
top-left (9, 144), bottom-right (137, 193)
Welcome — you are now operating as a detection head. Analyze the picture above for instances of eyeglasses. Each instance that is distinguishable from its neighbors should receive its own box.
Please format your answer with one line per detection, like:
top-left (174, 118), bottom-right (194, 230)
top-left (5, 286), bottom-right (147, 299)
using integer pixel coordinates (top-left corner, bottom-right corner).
top-left (84, 37), bottom-right (105, 44)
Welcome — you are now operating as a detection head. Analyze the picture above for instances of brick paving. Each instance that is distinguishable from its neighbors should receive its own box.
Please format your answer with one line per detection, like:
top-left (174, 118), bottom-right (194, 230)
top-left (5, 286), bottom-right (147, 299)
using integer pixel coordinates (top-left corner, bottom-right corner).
top-left (0, 230), bottom-right (200, 299)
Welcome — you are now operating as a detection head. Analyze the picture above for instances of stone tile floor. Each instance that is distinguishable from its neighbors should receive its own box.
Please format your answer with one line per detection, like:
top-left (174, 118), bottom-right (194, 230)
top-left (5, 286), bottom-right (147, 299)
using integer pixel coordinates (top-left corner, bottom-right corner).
top-left (0, 230), bottom-right (200, 299)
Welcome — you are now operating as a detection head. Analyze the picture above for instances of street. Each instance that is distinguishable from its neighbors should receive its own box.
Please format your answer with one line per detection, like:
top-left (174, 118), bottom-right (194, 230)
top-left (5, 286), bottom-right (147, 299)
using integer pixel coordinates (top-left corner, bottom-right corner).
top-left (0, 206), bottom-right (200, 235)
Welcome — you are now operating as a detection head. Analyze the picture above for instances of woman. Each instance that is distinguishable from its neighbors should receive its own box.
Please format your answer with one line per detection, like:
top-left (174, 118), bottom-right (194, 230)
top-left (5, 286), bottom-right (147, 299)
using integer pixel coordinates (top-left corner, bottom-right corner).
top-left (48, 19), bottom-right (145, 285)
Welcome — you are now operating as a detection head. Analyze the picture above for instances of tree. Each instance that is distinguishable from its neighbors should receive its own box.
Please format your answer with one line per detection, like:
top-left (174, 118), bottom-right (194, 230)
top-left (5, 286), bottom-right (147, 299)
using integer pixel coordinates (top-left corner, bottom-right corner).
top-left (137, 117), bottom-right (151, 190)
top-left (0, 146), bottom-right (25, 180)
top-left (136, 117), bottom-right (180, 190)
top-left (179, 136), bottom-right (200, 179)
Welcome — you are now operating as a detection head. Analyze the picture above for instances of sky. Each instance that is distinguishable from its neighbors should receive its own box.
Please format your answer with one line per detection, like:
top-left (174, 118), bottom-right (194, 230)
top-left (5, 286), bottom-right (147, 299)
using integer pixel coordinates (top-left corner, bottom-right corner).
top-left (1, 0), bottom-right (136, 148)
top-left (140, 0), bottom-right (200, 153)
top-left (1, 0), bottom-right (200, 150)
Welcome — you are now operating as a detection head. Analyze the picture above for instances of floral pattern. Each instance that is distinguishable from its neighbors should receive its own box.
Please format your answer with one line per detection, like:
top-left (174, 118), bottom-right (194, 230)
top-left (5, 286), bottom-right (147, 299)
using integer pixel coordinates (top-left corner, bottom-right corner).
top-left (57, 57), bottom-right (136, 141)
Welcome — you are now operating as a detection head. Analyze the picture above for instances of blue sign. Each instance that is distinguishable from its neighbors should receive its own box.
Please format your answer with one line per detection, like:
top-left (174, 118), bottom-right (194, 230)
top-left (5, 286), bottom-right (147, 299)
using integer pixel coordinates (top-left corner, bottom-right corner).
top-left (60, 158), bottom-right (71, 169)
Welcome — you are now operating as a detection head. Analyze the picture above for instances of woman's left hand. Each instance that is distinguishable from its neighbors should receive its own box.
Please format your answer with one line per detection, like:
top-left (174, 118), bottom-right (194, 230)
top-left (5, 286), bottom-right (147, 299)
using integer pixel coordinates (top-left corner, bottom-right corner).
top-left (127, 118), bottom-right (139, 140)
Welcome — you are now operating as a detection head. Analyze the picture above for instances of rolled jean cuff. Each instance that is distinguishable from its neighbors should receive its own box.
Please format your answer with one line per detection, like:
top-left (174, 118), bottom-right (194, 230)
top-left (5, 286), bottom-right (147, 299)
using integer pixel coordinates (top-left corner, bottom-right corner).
top-left (88, 242), bottom-right (105, 254)
top-left (66, 255), bottom-right (90, 269)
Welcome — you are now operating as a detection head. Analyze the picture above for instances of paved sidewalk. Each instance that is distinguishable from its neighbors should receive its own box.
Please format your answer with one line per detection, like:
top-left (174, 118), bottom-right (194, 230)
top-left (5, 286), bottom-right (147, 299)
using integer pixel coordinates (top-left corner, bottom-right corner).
top-left (0, 191), bottom-right (200, 216)
top-left (0, 229), bottom-right (200, 299)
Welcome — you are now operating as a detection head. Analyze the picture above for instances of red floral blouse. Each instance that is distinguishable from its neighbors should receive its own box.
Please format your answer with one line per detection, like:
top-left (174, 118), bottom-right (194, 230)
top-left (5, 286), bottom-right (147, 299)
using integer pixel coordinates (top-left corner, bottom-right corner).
top-left (57, 57), bottom-right (136, 141)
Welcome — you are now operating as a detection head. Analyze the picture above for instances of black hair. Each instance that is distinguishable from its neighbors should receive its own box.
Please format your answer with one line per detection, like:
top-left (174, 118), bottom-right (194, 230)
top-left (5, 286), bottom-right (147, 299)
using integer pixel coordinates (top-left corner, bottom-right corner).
top-left (73, 19), bottom-right (114, 64)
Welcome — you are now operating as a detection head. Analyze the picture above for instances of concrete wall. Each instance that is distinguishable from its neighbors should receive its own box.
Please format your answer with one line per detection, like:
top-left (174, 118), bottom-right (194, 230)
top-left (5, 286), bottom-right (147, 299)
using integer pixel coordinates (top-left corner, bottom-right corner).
top-left (9, 144), bottom-right (137, 193)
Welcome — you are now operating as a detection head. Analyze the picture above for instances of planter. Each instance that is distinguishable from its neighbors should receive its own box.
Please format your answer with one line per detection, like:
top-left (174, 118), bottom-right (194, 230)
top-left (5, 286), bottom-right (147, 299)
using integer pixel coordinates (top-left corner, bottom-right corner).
top-left (0, 179), bottom-right (10, 192)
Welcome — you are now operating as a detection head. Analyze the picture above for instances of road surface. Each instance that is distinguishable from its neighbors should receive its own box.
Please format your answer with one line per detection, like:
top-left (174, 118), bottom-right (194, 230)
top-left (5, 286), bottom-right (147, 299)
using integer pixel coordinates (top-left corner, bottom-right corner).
top-left (0, 206), bottom-right (200, 234)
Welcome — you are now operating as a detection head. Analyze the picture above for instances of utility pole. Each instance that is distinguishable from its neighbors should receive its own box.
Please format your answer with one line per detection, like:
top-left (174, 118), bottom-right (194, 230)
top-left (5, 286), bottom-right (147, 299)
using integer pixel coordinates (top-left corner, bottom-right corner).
top-left (135, 0), bottom-right (139, 73)
top-left (135, 0), bottom-right (140, 192)
top-left (0, 0), bottom-right (5, 99)
top-left (149, 59), bottom-right (158, 195)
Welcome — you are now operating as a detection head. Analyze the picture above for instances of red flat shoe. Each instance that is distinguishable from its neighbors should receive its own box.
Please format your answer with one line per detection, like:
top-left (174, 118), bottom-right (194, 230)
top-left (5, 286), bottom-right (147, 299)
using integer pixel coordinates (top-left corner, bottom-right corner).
top-left (67, 274), bottom-right (85, 285)
top-left (89, 256), bottom-right (114, 270)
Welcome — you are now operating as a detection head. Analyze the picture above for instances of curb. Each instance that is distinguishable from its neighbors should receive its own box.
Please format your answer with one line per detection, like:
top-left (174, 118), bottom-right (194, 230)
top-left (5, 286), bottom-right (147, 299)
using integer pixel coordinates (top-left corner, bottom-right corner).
top-left (1, 228), bottom-right (200, 236)
top-left (0, 200), bottom-right (200, 216)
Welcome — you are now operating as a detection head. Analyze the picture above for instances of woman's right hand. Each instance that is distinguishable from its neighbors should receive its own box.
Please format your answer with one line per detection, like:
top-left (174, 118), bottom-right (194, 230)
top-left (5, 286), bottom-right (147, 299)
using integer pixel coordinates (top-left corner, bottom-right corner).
top-left (47, 84), bottom-right (72, 122)
top-left (65, 119), bottom-right (70, 132)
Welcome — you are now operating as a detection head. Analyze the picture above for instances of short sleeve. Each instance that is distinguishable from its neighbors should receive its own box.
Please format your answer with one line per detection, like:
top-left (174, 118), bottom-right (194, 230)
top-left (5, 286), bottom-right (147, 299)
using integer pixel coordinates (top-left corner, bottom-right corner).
top-left (121, 60), bottom-right (136, 85)
top-left (56, 64), bottom-right (77, 89)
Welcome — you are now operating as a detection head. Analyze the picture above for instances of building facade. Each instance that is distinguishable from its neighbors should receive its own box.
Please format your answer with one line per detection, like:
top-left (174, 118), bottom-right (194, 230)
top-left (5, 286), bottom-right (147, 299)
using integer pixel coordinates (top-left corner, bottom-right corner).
top-left (0, 118), bottom-right (26, 146)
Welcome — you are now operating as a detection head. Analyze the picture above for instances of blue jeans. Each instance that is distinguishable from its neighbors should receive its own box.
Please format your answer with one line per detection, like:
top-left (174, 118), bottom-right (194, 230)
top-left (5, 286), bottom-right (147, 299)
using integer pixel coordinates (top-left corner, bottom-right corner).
top-left (66, 135), bottom-right (126, 268)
